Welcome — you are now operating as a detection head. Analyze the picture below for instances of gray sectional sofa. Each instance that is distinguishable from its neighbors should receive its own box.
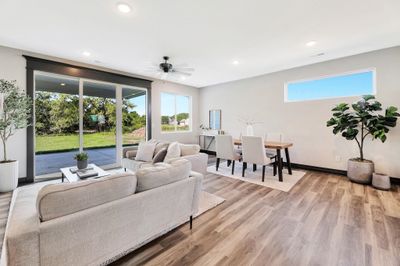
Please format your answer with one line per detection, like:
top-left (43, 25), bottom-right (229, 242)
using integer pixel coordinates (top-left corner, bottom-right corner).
top-left (122, 140), bottom-right (208, 174)
top-left (3, 159), bottom-right (202, 266)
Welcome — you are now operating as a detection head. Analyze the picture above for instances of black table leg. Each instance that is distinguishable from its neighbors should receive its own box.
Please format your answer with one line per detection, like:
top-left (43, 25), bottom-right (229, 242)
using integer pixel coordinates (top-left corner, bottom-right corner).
top-left (62, 173), bottom-right (64, 183)
top-left (276, 149), bottom-right (283, 182)
top-left (284, 148), bottom-right (292, 175)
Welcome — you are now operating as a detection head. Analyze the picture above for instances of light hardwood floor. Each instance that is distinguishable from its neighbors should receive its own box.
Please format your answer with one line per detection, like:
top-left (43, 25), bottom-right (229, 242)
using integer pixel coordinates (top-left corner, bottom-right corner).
top-left (112, 171), bottom-right (400, 266)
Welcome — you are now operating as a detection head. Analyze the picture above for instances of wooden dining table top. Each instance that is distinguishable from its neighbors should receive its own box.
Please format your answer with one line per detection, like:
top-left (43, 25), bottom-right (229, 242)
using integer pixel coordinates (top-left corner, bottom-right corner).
top-left (233, 139), bottom-right (293, 149)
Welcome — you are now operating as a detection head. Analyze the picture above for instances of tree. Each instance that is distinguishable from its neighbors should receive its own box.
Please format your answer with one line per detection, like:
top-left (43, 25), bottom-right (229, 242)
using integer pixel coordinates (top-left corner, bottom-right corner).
top-left (176, 113), bottom-right (189, 122)
top-left (0, 80), bottom-right (32, 161)
top-left (327, 95), bottom-right (399, 161)
top-left (35, 92), bottom-right (53, 135)
top-left (161, 115), bottom-right (170, 125)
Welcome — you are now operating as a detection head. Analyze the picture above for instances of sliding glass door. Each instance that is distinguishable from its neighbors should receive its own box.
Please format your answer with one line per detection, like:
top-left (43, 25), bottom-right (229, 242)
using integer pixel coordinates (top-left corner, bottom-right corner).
top-left (82, 80), bottom-right (118, 167)
top-left (35, 73), bottom-right (80, 176)
top-left (34, 72), bottom-right (148, 178)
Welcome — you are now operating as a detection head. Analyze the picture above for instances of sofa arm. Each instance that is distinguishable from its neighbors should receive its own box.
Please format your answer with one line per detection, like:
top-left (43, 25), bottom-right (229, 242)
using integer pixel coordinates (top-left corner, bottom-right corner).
top-left (182, 153), bottom-right (208, 175)
top-left (190, 171), bottom-right (203, 215)
top-left (122, 146), bottom-right (138, 158)
top-left (5, 186), bottom-right (42, 266)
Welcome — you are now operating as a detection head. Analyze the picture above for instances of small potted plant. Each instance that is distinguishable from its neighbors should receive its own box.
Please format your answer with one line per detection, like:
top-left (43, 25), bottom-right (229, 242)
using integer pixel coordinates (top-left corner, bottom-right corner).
top-left (327, 95), bottom-right (399, 183)
top-left (74, 152), bottom-right (89, 170)
top-left (0, 80), bottom-right (32, 192)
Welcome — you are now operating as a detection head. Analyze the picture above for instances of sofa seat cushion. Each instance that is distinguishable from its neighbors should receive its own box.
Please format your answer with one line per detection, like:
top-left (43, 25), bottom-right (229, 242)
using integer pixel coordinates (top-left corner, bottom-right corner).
top-left (179, 144), bottom-right (200, 156)
top-left (37, 173), bottom-right (137, 222)
top-left (136, 159), bottom-right (191, 192)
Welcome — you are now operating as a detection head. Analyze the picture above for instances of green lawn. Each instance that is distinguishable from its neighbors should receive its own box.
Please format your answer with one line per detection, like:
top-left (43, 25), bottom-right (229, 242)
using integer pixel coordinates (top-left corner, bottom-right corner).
top-left (36, 132), bottom-right (144, 153)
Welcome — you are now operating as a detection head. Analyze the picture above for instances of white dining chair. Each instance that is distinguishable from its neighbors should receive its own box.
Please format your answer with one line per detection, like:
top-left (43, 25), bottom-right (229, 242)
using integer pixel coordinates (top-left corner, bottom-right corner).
top-left (264, 132), bottom-right (283, 158)
top-left (241, 136), bottom-right (277, 181)
top-left (215, 135), bottom-right (242, 175)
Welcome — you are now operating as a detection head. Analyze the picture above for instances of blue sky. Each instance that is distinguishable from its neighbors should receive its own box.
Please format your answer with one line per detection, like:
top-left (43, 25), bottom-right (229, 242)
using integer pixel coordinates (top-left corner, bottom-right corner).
top-left (129, 95), bottom-right (146, 115)
top-left (128, 93), bottom-right (190, 116)
top-left (161, 93), bottom-right (190, 116)
top-left (287, 71), bottom-right (374, 101)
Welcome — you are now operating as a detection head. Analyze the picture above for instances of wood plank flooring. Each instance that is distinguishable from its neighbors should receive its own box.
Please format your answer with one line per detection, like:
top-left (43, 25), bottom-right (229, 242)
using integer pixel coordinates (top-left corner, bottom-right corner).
top-left (112, 171), bottom-right (400, 266)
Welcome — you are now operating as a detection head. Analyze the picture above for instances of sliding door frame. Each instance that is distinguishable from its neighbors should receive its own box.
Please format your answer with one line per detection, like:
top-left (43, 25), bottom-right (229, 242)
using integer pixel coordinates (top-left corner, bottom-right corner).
top-left (24, 56), bottom-right (152, 183)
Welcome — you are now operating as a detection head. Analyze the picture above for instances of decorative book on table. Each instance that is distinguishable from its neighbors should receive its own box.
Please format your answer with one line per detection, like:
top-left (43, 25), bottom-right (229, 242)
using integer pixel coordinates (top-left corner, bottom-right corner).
top-left (70, 166), bottom-right (94, 174)
top-left (76, 169), bottom-right (98, 179)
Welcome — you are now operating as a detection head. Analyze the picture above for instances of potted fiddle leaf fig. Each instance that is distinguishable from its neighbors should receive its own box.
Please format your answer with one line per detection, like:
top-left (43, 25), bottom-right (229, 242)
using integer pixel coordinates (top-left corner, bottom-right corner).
top-left (327, 95), bottom-right (399, 183)
top-left (0, 80), bottom-right (32, 192)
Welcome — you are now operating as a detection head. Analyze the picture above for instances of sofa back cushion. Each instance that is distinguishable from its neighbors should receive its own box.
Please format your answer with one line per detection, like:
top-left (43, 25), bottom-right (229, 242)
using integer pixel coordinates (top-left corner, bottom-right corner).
top-left (37, 173), bottom-right (137, 222)
top-left (180, 144), bottom-right (200, 156)
top-left (136, 159), bottom-right (190, 192)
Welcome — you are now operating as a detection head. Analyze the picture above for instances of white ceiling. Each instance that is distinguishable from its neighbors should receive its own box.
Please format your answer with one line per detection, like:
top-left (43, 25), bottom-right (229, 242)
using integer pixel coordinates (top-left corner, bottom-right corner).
top-left (0, 0), bottom-right (400, 88)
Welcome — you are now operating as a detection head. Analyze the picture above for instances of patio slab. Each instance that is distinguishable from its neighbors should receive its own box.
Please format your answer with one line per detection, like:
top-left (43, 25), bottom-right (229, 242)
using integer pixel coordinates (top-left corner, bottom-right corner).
top-left (35, 147), bottom-right (117, 176)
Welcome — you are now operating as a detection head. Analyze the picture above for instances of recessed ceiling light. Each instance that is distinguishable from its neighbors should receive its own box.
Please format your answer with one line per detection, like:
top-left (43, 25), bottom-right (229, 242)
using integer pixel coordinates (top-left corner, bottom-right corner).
top-left (117, 3), bottom-right (131, 13)
top-left (60, 83), bottom-right (66, 86)
top-left (232, 60), bottom-right (239, 65)
top-left (82, 51), bottom-right (91, 57)
top-left (306, 41), bottom-right (317, 47)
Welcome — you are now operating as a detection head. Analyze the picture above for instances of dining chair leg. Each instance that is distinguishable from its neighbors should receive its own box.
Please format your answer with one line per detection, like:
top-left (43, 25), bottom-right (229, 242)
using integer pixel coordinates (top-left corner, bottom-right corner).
top-left (231, 160), bottom-right (235, 175)
top-left (216, 158), bottom-right (220, 171)
top-left (227, 160), bottom-right (231, 167)
top-left (242, 162), bottom-right (247, 177)
top-left (262, 165), bottom-right (266, 182)
top-left (253, 164), bottom-right (257, 172)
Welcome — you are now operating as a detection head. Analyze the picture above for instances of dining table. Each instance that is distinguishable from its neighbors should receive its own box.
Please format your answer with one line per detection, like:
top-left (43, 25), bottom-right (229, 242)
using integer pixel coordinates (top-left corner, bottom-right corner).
top-left (233, 139), bottom-right (293, 182)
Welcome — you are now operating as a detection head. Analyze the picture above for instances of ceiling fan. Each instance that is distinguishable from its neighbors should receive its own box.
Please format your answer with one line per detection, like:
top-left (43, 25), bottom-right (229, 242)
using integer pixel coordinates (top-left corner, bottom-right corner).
top-left (146, 56), bottom-right (194, 80)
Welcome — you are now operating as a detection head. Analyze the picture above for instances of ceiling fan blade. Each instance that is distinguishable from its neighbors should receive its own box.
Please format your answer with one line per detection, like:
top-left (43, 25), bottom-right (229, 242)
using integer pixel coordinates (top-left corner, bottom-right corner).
top-left (174, 67), bottom-right (195, 72)
top-left (174, 63), bottom-right (189, 68)
top-left (172, 70), bottom-right (192, 76)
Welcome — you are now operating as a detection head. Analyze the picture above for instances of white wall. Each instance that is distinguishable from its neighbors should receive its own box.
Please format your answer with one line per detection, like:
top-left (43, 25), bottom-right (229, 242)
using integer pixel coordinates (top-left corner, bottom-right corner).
top-left (199, 46), bottom-right (400, 177)
top-left (0, 46), bottom-right (27, 177)
top-left (0, 45), bottom-right (199, 178)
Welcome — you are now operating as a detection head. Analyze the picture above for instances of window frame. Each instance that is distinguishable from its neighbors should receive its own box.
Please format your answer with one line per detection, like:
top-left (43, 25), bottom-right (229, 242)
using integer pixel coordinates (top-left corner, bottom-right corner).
top-left (284, 68), bottom-right (377, 103)
top-left (160, 91), bottom-right (192, 133)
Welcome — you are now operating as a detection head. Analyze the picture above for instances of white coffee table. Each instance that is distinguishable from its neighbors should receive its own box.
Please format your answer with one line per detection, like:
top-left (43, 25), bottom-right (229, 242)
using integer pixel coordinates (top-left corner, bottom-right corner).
top-left (60, 164), bottom-right (110, 183)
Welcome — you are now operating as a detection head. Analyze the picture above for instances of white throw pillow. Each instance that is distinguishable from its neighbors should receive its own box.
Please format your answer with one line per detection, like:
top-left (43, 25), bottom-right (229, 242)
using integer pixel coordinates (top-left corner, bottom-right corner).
top-left (164, 141), bottom-right (181, 161)
top-left (135, 142), bottom-right (157, 162)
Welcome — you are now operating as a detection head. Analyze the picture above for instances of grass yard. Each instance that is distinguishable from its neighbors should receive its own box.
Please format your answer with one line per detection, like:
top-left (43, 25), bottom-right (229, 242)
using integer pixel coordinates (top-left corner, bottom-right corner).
top-left (36, 132), bottom-right (144, 153)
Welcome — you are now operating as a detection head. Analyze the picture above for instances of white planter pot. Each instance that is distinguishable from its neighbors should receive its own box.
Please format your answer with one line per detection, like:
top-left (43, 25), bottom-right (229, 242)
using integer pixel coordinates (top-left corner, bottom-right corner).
top-left (0, 161), bottom-right (19, 192)
top-left (347, 159), bottom-right (374, 184)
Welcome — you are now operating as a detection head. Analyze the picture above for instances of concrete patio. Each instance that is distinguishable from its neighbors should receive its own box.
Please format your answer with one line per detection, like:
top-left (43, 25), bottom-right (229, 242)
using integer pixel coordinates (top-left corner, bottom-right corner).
top-left (35, 147), bottom-right (117, 176)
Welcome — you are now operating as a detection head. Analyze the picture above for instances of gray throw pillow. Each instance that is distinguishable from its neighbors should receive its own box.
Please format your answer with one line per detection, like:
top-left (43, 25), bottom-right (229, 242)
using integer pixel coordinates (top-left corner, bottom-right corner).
top-left (152, 147), bottom-right (168, 163)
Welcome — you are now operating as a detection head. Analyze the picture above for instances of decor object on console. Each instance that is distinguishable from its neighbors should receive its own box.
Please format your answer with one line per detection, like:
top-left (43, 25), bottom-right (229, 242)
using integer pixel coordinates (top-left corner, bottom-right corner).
top-left (0, 79), bottom-right (32, 192)
top-left (74, 152), bottom-right (89, 170)
top-left (327, 95), bottom-right (399, 184)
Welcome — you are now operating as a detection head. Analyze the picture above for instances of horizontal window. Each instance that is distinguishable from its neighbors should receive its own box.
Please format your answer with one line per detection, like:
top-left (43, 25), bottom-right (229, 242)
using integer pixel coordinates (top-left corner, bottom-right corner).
top-left (285, 69), bottom-right (375, 102)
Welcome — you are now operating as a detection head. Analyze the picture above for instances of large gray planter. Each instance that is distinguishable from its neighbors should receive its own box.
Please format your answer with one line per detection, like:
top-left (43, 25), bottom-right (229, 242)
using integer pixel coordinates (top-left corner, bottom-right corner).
top-left (347, 159), bottom-right (374, 184)
top-left (77, 160), bottom-right (88, 170)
